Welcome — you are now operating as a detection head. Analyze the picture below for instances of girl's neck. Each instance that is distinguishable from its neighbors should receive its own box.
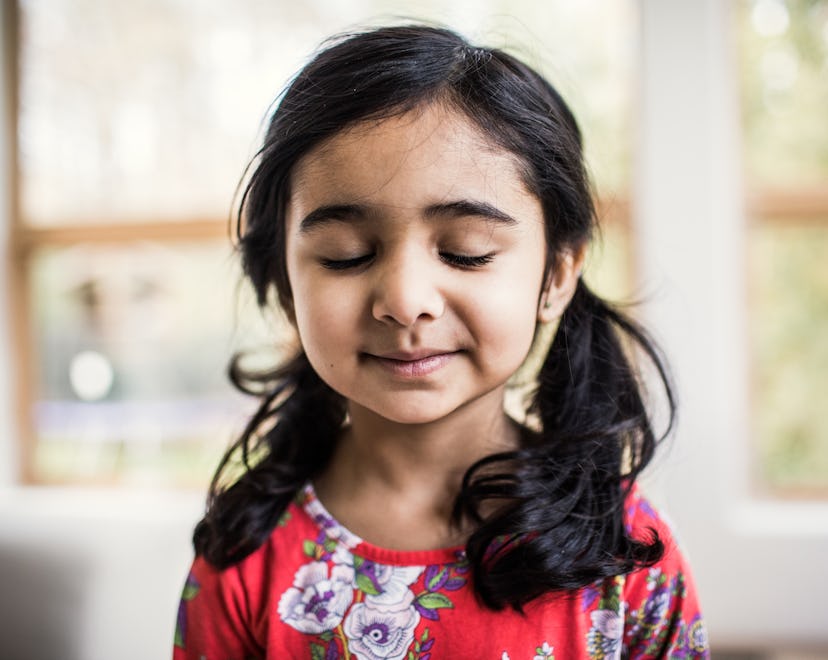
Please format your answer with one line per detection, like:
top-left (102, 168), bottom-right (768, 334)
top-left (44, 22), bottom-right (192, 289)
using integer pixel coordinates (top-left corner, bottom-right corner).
top-left (313, 389), bottom-right (522, 550)
top-left (347, 390), bottom-right (518, 486)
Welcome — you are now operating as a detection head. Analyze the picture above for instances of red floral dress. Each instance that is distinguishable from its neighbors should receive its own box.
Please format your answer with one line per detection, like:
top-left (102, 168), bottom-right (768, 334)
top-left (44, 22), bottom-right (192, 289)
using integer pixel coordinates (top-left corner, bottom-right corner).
top-left (174, 484), bottom-right (709, 659)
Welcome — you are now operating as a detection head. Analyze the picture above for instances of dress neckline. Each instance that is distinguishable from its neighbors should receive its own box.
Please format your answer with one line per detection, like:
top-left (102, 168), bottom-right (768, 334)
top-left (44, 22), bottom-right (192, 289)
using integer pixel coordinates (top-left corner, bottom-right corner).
top-left (300, 482), bottom-right (467, 567)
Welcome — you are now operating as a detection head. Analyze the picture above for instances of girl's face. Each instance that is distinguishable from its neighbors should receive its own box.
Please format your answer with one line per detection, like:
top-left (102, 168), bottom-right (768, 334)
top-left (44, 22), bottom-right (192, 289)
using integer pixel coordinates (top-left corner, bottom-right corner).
top-left (285, 104), bottom-right (567, 427)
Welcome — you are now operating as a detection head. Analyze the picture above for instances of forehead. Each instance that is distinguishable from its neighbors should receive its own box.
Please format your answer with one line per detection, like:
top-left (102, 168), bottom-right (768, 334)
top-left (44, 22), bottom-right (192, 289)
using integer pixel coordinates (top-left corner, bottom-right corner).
top-left (287, 104), bottom-right (534, 209)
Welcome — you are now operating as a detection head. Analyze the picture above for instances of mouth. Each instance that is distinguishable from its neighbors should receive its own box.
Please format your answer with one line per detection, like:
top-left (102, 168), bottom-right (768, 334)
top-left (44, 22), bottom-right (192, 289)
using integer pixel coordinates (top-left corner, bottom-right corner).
top-left (363, 349), bottom-right (458, 378)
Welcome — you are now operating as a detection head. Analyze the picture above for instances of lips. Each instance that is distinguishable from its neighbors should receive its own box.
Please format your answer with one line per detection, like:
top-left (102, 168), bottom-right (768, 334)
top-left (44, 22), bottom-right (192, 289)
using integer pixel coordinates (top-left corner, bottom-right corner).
top-left (364, 349), bottom-right (457, 378)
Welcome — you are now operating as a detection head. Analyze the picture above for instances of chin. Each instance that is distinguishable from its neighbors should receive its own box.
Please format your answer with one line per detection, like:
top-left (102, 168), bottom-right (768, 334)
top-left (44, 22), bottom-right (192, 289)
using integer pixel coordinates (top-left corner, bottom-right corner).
top-left (356, 400), bottom-right (458, 427)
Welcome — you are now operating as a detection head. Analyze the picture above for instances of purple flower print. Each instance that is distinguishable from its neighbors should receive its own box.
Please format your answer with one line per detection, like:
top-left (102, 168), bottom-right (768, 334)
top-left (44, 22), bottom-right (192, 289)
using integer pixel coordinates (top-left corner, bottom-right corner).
top-left (587, 608), bottom-right (624, 660)
top-left (689, 614), bottom-right (709, 652)
top-left (343, 598), bottom-right (420, 660)
top-left (582, 584), bottom-right (601, 611)
top-left (174, 572), bottom-right (200, 649)
top-left (642, 586), bottom-right (672, 626)
top-left (278, 561), bottom-right (355, 634)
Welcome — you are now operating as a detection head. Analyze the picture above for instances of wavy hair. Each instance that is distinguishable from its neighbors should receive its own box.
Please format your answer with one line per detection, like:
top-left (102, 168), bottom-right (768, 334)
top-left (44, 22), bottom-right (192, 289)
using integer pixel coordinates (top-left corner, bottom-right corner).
top-left (194, 24), bottom-right (674, 610)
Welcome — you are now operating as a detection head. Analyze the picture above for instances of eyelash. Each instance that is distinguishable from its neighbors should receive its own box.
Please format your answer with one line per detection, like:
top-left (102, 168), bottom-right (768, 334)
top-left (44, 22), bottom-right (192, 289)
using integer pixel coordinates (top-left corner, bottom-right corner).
top-left (320, 254), bottom-right (373, 271)
top-left (319, 252), bottom-right (495, 271)
top-left (440, 252), bottom-right (495, 268)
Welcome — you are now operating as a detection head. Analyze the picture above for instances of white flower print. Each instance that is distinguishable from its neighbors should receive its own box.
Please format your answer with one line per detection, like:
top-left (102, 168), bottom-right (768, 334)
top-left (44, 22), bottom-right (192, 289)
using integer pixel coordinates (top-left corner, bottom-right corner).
top-left (646, 567), bottom-right (662, 590)
top-left (588, 608), bottom-right (624, 660)
top-left (343, 596), bottom-right (420, 660)
top-left (365, 566), bottom-right (424, 609)
top-left (278, 561), bottom-right (355, 634)
top-left (500, 643), bottom-right (554, 660)
top-left (534, 642), bottom-right (554, 660)
top-left (333, 550), bottom-right (422, 609)
top-left (590, 609), bottom-right (623, 640)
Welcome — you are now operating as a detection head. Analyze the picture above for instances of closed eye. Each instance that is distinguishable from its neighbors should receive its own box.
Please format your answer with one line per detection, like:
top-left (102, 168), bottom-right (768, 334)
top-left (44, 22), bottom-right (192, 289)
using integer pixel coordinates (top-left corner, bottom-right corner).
top-left (319, 254), bottom-right (374, 270)
top-left (440, 252), bottom-right (495, 268)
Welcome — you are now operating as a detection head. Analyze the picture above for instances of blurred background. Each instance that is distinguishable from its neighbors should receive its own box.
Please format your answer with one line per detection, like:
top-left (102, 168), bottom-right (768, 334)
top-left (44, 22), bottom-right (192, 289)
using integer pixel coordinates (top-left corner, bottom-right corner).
top-left (0, 0), bottom-right (826, 658)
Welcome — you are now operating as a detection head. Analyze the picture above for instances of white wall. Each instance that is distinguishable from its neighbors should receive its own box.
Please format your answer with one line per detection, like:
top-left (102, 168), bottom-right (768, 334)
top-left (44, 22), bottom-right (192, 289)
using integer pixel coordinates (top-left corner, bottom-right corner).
top-left (0, 489), bottom-right (202, 660)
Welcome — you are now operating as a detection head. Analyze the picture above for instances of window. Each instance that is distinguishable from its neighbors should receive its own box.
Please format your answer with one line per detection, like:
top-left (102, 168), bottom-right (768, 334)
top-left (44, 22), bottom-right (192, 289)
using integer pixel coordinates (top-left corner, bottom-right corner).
top-left (737, 0), bottom-right (828, 493)
top-left (11, 0), bottom-right (637, 487)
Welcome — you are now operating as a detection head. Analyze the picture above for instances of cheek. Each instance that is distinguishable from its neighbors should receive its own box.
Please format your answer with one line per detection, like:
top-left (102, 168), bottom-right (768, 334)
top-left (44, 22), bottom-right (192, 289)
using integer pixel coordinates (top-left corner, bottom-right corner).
top-left (291, 279), bottom-right (359, 356)
top-left (471, 275), bottom-right (543, 356)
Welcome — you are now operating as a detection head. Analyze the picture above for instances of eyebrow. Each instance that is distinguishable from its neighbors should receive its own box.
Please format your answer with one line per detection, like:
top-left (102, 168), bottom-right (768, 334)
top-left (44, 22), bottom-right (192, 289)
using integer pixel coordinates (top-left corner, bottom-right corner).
top-left (298, 204), bottom-right (366, 233)
top-left (423, 200), bottom-right (517, 225)
top-left (298, 199), bottom-right (518, 233)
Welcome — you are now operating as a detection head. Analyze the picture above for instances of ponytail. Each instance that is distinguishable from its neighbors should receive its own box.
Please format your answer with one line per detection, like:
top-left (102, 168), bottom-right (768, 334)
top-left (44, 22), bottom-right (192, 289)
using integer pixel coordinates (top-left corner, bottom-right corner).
top-left (193, 352), bottom-right (346, 567)
top-left (458, 280), bottom-right (673, 610)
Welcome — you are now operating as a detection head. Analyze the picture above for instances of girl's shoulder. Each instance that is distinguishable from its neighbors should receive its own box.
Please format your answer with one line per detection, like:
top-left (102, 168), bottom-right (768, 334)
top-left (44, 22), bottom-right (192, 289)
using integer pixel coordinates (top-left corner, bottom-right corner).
top-left (174, 486), bottom-right (323, 657)
top-left (621, 484), bottom-right (696, 592)
top-left (622, 483), bottom-right (675, 540)
top-left (600, 485), bottom-right (709, 657)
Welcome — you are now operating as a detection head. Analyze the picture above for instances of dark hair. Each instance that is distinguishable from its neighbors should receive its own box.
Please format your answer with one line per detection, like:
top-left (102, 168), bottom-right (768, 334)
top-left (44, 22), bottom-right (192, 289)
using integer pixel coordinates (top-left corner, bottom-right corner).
top-left (194, 24), bottom-right (674, 610)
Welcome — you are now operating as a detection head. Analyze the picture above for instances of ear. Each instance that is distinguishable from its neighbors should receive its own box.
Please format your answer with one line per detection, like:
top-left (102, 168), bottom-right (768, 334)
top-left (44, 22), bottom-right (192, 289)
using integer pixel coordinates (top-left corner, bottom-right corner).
top-left (537, 244), bottom-right (587, 323)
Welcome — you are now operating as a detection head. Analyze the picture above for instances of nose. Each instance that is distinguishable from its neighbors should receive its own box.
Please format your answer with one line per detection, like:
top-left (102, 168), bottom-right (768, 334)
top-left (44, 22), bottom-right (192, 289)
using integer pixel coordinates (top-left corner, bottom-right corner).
top-left (371, 248), bottom-right (445, 327)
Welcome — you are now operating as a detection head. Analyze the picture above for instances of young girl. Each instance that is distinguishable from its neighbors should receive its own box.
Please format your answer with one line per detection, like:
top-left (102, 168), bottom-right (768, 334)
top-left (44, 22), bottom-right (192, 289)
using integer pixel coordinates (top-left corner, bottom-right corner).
top-left (174, 25), bottom-right (709, 659)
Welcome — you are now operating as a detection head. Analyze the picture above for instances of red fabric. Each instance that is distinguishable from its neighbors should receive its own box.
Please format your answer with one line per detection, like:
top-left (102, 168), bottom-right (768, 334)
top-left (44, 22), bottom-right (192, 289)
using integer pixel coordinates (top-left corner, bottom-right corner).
top-left (174, 485), bottom-right (708, 659)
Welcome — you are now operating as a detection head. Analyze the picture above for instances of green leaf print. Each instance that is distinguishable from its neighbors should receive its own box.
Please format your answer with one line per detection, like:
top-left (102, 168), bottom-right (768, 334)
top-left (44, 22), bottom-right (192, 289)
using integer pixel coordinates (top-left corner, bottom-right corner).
top-left (310, 642), bottom-right (326, 660)
top-left (416, 592), bottom-right (453, 610)
top-left (597, 575), bottom-right (623, 612)
top-left (426, 567), bottom-right (447, 591)
top-left (277, 510), bottom-right (292, 527)
top-left (356, 572), bottom-right (382, 595)
top-left (302, 540), bottom-right (316, 558)
top-left (181, 583), bottom-right (200, 601)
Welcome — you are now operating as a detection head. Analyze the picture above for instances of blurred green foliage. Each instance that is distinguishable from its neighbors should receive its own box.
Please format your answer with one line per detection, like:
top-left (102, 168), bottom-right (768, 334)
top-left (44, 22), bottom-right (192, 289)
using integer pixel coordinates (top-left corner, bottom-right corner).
top-left (739, 0), bottom-right (828, 491)
top-left (750, 224), bottom-right (828, 490)
top-left (738, 0), bottom-right (828, 185)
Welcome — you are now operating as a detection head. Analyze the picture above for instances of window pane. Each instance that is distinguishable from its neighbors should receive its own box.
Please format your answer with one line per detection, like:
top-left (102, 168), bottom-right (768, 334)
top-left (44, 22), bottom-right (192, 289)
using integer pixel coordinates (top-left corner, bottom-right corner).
top-left (18, 0), bottom-right (635, 225)
top-left (737, 0), bottom-right (828, 187)
top-left (29, 241), bottom-right (281, 487)
top-left (737, 0), bottom-right (828, 494)
top-left (748, 222), bottom-right (828, 492)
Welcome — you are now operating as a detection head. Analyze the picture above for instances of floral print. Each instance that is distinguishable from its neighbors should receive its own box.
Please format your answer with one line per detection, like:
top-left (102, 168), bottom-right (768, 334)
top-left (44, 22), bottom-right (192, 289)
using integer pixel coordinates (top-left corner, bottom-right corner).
top-left (277, 491), bottom-right (465, 658)
top-left (174, 483), bottom-right (709, 659)
top-left (502, 642), bottom-right (555, 660)
top-left (585, 576), bottom-right (625, 660)
top-left (173, 572), bottom-right (200, 650)
top-left (534, 642), bottom-right (556, 660)
top-left (344, 597), bottom-right (420, 660)
top-left (277, 561), bottom-right (355, 634)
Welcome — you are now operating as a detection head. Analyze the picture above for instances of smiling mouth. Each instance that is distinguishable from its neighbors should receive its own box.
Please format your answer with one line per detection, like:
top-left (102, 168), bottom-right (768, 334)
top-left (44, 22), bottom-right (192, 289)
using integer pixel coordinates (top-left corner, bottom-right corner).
top-left (364, 351), bottom-right (457, 378)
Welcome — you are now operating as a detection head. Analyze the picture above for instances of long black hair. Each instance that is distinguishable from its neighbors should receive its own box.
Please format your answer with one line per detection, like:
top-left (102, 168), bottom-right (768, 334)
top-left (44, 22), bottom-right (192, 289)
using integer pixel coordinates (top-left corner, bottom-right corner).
top-left (194, 24), bottom-right (674, 611)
